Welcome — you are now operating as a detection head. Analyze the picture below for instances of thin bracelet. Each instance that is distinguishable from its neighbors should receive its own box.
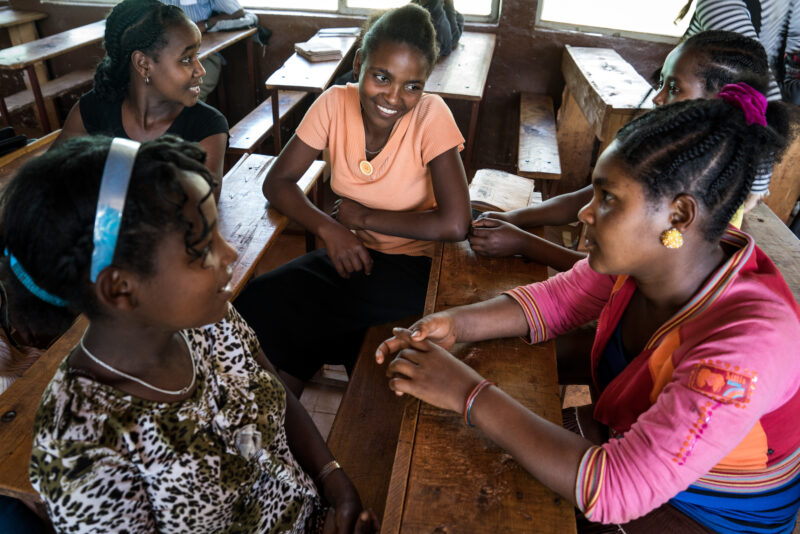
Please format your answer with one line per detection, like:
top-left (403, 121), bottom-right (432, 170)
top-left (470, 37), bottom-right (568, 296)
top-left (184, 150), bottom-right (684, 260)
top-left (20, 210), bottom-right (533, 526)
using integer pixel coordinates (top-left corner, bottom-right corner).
top-left (464, 379), bottom-right (495, 427)
top-left (314, 459), bottom-right (341, 487)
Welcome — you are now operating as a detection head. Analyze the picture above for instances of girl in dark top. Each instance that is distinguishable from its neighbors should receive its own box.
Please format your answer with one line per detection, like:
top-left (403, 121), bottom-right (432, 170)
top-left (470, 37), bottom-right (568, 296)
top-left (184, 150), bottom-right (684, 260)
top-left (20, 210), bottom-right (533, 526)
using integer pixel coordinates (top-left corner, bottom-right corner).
top-left (54, 0), bottom-right (228, 192)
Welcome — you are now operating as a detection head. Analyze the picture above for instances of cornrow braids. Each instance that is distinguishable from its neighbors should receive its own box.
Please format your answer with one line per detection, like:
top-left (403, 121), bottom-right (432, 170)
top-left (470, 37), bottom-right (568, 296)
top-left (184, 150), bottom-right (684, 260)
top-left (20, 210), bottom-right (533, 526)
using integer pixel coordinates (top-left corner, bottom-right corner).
top-left (682, 31), bottom-right (771, 95)
top-left (614, 99), bottom-right (786, 241)
top-left (0, 135), bottom-right (213, 319)
top-left (360, 3), bottom-right (439, 76)
top-left (94, 0), bottom-right (189, 101)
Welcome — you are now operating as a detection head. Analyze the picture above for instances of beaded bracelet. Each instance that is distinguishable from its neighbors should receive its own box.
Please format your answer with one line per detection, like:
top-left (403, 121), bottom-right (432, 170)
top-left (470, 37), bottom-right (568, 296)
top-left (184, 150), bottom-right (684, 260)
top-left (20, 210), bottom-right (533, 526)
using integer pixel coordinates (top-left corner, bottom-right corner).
top-left (314, 460), bottom-right (342, 487)
top-left (463, 379), bottom-right (495, 427)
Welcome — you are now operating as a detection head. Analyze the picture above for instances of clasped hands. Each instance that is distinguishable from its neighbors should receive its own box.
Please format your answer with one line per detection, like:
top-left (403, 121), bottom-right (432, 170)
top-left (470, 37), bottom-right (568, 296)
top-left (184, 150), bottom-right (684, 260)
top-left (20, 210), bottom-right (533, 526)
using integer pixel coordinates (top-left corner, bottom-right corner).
top-left (374, 313), bottom-right (485, 414)
top-left (468, 211), bottom-right (530, 258)
top-left (322, 198), bottom-right (374, 279)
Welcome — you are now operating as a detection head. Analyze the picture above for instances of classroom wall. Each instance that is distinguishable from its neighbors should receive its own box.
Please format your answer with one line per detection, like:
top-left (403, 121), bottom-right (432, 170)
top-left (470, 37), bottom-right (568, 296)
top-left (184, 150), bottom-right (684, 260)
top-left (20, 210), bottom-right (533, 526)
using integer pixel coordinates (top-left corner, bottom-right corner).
top-left (8, 0), bottom-right (673, 169)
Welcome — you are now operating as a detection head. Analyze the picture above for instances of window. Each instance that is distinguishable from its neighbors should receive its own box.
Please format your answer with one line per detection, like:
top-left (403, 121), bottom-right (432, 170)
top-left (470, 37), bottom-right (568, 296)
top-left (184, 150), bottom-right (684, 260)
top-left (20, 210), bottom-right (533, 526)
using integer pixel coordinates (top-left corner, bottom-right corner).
top-left (537, 0), bottom-right (696, 42)
top-left (243, 0), bottom-right (498, 21)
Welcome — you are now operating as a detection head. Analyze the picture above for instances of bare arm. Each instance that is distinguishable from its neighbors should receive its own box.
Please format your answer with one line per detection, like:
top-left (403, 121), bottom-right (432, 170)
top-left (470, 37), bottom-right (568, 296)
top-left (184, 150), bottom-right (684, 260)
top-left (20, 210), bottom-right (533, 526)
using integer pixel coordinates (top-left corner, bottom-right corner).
top-left (336, 147), bottom-right (471, 241)
top-left (197, 132), bottom-right (227, 200)
top-left (51, 101), bottom-right (88, 148)
top-left (495, 186), bottom-right (592, 228)
top-left (263, 134), bottom-right (373, 278)
top-left (254, 349), bottom-right (377, 533)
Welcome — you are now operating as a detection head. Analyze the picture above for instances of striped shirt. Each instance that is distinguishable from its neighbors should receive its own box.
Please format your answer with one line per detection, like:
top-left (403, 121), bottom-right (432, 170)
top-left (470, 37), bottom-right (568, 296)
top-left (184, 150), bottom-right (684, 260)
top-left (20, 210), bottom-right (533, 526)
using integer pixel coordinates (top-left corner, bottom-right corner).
top-left (686, 0), bottom-right (800, 102)
top-left (159, 0), bottom-right (243, 23)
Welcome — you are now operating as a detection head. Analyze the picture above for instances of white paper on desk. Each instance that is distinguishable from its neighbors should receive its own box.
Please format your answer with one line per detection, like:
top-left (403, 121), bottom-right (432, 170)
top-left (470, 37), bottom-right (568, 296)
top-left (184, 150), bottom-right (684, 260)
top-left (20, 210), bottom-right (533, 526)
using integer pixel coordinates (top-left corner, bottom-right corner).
top-left (318, 27), bottom-right (361, 37)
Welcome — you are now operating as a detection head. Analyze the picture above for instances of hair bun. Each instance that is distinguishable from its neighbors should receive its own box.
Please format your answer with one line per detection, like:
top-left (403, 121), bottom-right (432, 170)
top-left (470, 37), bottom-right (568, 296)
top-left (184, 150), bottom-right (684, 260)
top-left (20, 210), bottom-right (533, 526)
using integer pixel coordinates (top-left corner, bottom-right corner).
top-left (717, 82), bottom-right (768, 126)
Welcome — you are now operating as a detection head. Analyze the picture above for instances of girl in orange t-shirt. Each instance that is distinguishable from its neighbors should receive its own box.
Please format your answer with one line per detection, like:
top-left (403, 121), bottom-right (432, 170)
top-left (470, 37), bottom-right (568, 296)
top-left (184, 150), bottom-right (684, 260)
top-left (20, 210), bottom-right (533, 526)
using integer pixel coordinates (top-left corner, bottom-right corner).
top-left (235, 4), bottom-right (471, 396)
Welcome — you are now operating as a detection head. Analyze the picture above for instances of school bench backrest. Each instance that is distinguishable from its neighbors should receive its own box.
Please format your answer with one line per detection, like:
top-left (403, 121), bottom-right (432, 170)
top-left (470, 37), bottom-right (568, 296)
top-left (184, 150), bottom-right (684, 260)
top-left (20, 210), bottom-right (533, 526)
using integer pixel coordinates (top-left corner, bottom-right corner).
top-left (0, 129), bottom-right (59, 190)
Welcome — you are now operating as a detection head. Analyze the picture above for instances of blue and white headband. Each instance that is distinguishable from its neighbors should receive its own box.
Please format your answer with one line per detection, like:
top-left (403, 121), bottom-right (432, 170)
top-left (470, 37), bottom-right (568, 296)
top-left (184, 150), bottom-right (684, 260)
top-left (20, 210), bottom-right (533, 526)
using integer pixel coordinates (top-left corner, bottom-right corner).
top-left (4, 138), bottom-right (140, 307)
top-left (4, 248), bottom-right (67, 307)
top-left (90, 138), bottom-right (141, 283)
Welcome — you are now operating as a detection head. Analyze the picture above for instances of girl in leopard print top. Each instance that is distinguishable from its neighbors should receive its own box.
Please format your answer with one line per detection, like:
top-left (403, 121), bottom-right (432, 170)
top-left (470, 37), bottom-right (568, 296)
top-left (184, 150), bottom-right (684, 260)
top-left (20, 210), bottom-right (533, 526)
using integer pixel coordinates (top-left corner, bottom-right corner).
top-left (11, 135), bottom-right (377, 533)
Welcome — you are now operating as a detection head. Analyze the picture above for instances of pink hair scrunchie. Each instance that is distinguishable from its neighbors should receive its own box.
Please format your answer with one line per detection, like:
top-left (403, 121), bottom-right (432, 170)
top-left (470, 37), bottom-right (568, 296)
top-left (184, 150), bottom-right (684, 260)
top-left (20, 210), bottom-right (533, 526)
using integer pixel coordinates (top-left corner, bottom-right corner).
top-left (717, 82), bottom-right (768, 126)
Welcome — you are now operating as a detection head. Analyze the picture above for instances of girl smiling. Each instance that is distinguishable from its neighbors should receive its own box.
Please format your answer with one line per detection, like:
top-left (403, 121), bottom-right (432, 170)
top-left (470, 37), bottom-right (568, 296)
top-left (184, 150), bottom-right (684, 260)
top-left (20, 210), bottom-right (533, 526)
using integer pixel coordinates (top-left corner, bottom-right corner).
top-left (54, 0), bottom-right (228, 190)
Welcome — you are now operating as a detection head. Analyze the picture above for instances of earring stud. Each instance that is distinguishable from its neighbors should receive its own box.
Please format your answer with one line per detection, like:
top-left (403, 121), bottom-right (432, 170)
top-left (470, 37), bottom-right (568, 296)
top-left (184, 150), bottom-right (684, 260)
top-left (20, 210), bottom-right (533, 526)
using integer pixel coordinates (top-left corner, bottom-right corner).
top-left (660, 227), bottom-right (684, 249)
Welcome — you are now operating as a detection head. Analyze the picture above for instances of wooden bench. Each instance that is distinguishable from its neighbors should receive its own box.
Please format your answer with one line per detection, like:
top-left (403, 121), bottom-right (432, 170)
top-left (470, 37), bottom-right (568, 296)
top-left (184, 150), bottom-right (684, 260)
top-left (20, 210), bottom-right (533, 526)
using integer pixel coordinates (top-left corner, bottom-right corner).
top-left (518, 92), bottom-right (561, 193)
top-left (555, 45), bottom-right (651, 196)
top-left (742, 202), bottom-right (800, 304)
top-left (227, 90), bottom-right (307, 160)
top-left (0, 153), bottom-right (325, 512)
top-left (0, 129), bottom-right (59, 189)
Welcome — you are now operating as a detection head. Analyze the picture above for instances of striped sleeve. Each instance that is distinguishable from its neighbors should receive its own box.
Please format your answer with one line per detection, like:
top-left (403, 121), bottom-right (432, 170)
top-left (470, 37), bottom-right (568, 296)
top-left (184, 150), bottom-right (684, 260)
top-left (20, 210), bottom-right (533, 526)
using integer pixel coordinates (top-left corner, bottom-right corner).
top-left (502, 259), bottom-right (615, 344)
top-left (575, 446), bottom-right (609, 520)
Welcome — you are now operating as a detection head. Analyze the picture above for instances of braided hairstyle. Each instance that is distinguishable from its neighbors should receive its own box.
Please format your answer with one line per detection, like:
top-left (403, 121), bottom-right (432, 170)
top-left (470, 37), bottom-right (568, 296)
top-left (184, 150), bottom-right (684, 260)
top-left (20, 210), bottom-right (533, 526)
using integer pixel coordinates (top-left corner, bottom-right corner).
top-left (360, 3), bottom-right (439, 76)
top-left (0, 135), bottom-right (214, 319)
top-left (682, 31), bottom-right (770, 95)
top-left (94, 0), bottom-right (190, 101)
top-left (614, 99), bottom-right (786, 241)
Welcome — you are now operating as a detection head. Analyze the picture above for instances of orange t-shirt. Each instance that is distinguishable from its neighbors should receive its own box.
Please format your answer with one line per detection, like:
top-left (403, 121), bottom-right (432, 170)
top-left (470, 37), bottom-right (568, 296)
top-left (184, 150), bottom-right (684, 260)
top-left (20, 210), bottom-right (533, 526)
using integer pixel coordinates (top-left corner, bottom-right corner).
top-left (295, 83), bottom-right (464, 257)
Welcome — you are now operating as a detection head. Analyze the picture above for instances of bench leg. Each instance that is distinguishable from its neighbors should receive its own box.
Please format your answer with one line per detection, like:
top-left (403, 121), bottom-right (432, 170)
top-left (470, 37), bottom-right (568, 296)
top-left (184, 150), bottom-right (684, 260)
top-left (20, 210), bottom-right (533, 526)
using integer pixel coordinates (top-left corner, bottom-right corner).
top-left (25, 65), bottom-right (52, 133)
top-left (271, 90), bottom-right (281, 155)
top-left (464, 100), bottom-right (481, 177)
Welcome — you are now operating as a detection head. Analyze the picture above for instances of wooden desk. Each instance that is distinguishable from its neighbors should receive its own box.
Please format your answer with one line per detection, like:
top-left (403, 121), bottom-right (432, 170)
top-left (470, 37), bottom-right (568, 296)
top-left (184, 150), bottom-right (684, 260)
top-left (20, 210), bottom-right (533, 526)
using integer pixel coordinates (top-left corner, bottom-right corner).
top-left (742, 202), bottom-right (800, 304)
top-left (425, 31), bottom-right (496, 173)
top-left (0, 129), bottom-right (59, 188)
top-left (265, 31), bottom-right (358, 153)
top-left (556, 45), bottom-right (651, 195)
top-left (0, 154), bottom-right (325, 508)
top-left (382, 241), bottom-right (576, 533)
top-left (0, 22), bottom-right (256, 133)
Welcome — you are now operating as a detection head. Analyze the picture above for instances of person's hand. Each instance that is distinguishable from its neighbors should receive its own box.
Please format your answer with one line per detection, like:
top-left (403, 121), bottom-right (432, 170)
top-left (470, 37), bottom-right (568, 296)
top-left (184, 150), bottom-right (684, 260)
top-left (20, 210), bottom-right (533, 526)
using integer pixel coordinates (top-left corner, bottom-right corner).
top-left (474, 210), bottom-right (511, 223)
top-left (318, 222), bottom-right (373, 278)
top-left (375, 313), bottom-right (458, 364)
top-left (334, 198), bottom-right (371, 231)
top-left (384, 328), bottom-right (484, 413)
top-left (468, 217), bottom-right (530, 257)
top-left (321, 469), bottom-right (380, 533)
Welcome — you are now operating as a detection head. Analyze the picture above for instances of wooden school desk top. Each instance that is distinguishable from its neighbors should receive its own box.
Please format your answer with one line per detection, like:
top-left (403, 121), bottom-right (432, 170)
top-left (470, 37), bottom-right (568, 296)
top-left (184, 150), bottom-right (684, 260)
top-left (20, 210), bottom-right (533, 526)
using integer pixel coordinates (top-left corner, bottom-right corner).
top-left (0, 9), bottom-right (46, 30)
top-left (0, 21), bottom-right (254, 70)
top-left (425, 31), bottom-right (496, 101)
top-left (0, 154), bottom-right (325, 502)
top-left (381, 240), bottom-right (577, 533)
top-left (265, 32), bottom-right (359, 93)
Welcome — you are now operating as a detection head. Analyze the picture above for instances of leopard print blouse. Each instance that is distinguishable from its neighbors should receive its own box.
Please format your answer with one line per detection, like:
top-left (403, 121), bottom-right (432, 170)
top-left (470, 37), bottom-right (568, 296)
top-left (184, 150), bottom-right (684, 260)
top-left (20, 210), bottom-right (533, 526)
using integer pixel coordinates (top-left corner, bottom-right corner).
top-left (30, 306), bottom-right (323, 533)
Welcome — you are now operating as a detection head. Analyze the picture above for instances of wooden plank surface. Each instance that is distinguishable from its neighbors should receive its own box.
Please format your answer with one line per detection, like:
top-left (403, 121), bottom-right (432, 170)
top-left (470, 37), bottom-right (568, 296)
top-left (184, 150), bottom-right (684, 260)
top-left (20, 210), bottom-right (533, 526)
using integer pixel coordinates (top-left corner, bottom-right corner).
top-left (561, 45), bottom-right (651, 143)
top-left (198, 27), bottom-right (256, 61)
top-left (763, 129), bottom-right (800, 223)
top-left (265, 34), bottom-right (358, 93)
top-left (742, 202), bottom-right (800, 304)
top-left (0, 9), bottom-right (46, 29)
top-left (4, 68), bottom-right (93, 113)
top-left (424, 32), bottom-right (496, 101)
top-left (0, 20), bottom-right (104, 69)
top-left (228, 90), bottom-right (307, 154)
top-left (0, 129), bottom-right (59, 188)
top-left (518, 92), bottom-right (561, 180)
top-left (0, 154), bottom-right (326, 502)
top-left (382, 241), bottom-right (576, 534)
top-left (326, 317), bottom-right (419, 522)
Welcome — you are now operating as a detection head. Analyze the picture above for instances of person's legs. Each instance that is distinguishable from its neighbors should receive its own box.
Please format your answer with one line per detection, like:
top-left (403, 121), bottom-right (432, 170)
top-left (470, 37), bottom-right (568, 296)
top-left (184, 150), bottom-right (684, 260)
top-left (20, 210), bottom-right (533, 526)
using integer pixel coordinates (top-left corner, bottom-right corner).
top-left (198, 54), bottom-right (223, 102)
top-left (0, 496), bottom-right (48, 533)
top-left (234, 249), bottom-right (431, 391)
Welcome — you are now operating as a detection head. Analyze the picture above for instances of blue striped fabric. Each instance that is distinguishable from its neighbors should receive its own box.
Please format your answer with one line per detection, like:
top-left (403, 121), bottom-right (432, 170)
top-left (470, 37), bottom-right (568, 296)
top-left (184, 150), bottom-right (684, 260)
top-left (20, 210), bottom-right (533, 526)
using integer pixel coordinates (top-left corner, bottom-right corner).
top-left (159, 0), bottom-right (243, 23)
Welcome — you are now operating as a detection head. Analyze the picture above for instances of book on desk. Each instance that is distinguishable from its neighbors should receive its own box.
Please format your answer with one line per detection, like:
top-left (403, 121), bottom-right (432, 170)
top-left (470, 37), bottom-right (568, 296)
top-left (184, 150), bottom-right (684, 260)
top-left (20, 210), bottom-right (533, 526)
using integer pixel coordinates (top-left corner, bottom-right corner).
top-left (469, 169), bottom-right (541, 214)
top-left (294, 40), bottom-right (342, 62)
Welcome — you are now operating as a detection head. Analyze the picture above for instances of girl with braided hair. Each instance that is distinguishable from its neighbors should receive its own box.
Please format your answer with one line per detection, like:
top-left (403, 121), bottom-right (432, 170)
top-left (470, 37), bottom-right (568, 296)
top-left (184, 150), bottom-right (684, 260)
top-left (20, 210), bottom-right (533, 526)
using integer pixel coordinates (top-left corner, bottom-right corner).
top-left (54, 0), bottom-right (228, 192)
top-left (18, 135), bottom-right (377, 533)
top-left (469, 30), bottom-right (794, 271)
top-left (376, 93), bottom-right (800, 533)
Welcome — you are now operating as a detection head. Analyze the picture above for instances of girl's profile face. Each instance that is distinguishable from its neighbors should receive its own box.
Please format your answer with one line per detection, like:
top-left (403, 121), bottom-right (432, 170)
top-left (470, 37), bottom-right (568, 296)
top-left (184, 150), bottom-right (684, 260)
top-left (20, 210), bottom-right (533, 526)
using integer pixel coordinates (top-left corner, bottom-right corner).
top-left (578, 143), bottom-right (671, 276)
top-left (653, 46), bottom-right (711, 107)
top-left (355, 41), bottom-right (430, 131)
top-left (146, 20), bottom-right (205, 107)
top-left (133, 171), bottom-right (237, 330)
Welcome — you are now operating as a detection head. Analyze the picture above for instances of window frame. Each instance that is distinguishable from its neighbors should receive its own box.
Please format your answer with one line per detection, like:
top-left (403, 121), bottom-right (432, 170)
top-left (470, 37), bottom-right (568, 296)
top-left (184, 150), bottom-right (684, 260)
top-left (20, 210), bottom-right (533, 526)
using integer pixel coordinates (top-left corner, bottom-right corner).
top-left (535, 0), bottom-right (690, 45)
top-left (336, 0), bottom-right (500, 23)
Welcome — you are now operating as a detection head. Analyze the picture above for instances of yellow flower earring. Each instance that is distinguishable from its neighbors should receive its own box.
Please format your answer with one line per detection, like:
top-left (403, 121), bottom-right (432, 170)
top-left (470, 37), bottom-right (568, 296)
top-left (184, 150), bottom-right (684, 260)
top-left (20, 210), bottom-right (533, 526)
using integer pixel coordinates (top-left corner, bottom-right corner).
top-left (660, 227), bottom-right (684, 249)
